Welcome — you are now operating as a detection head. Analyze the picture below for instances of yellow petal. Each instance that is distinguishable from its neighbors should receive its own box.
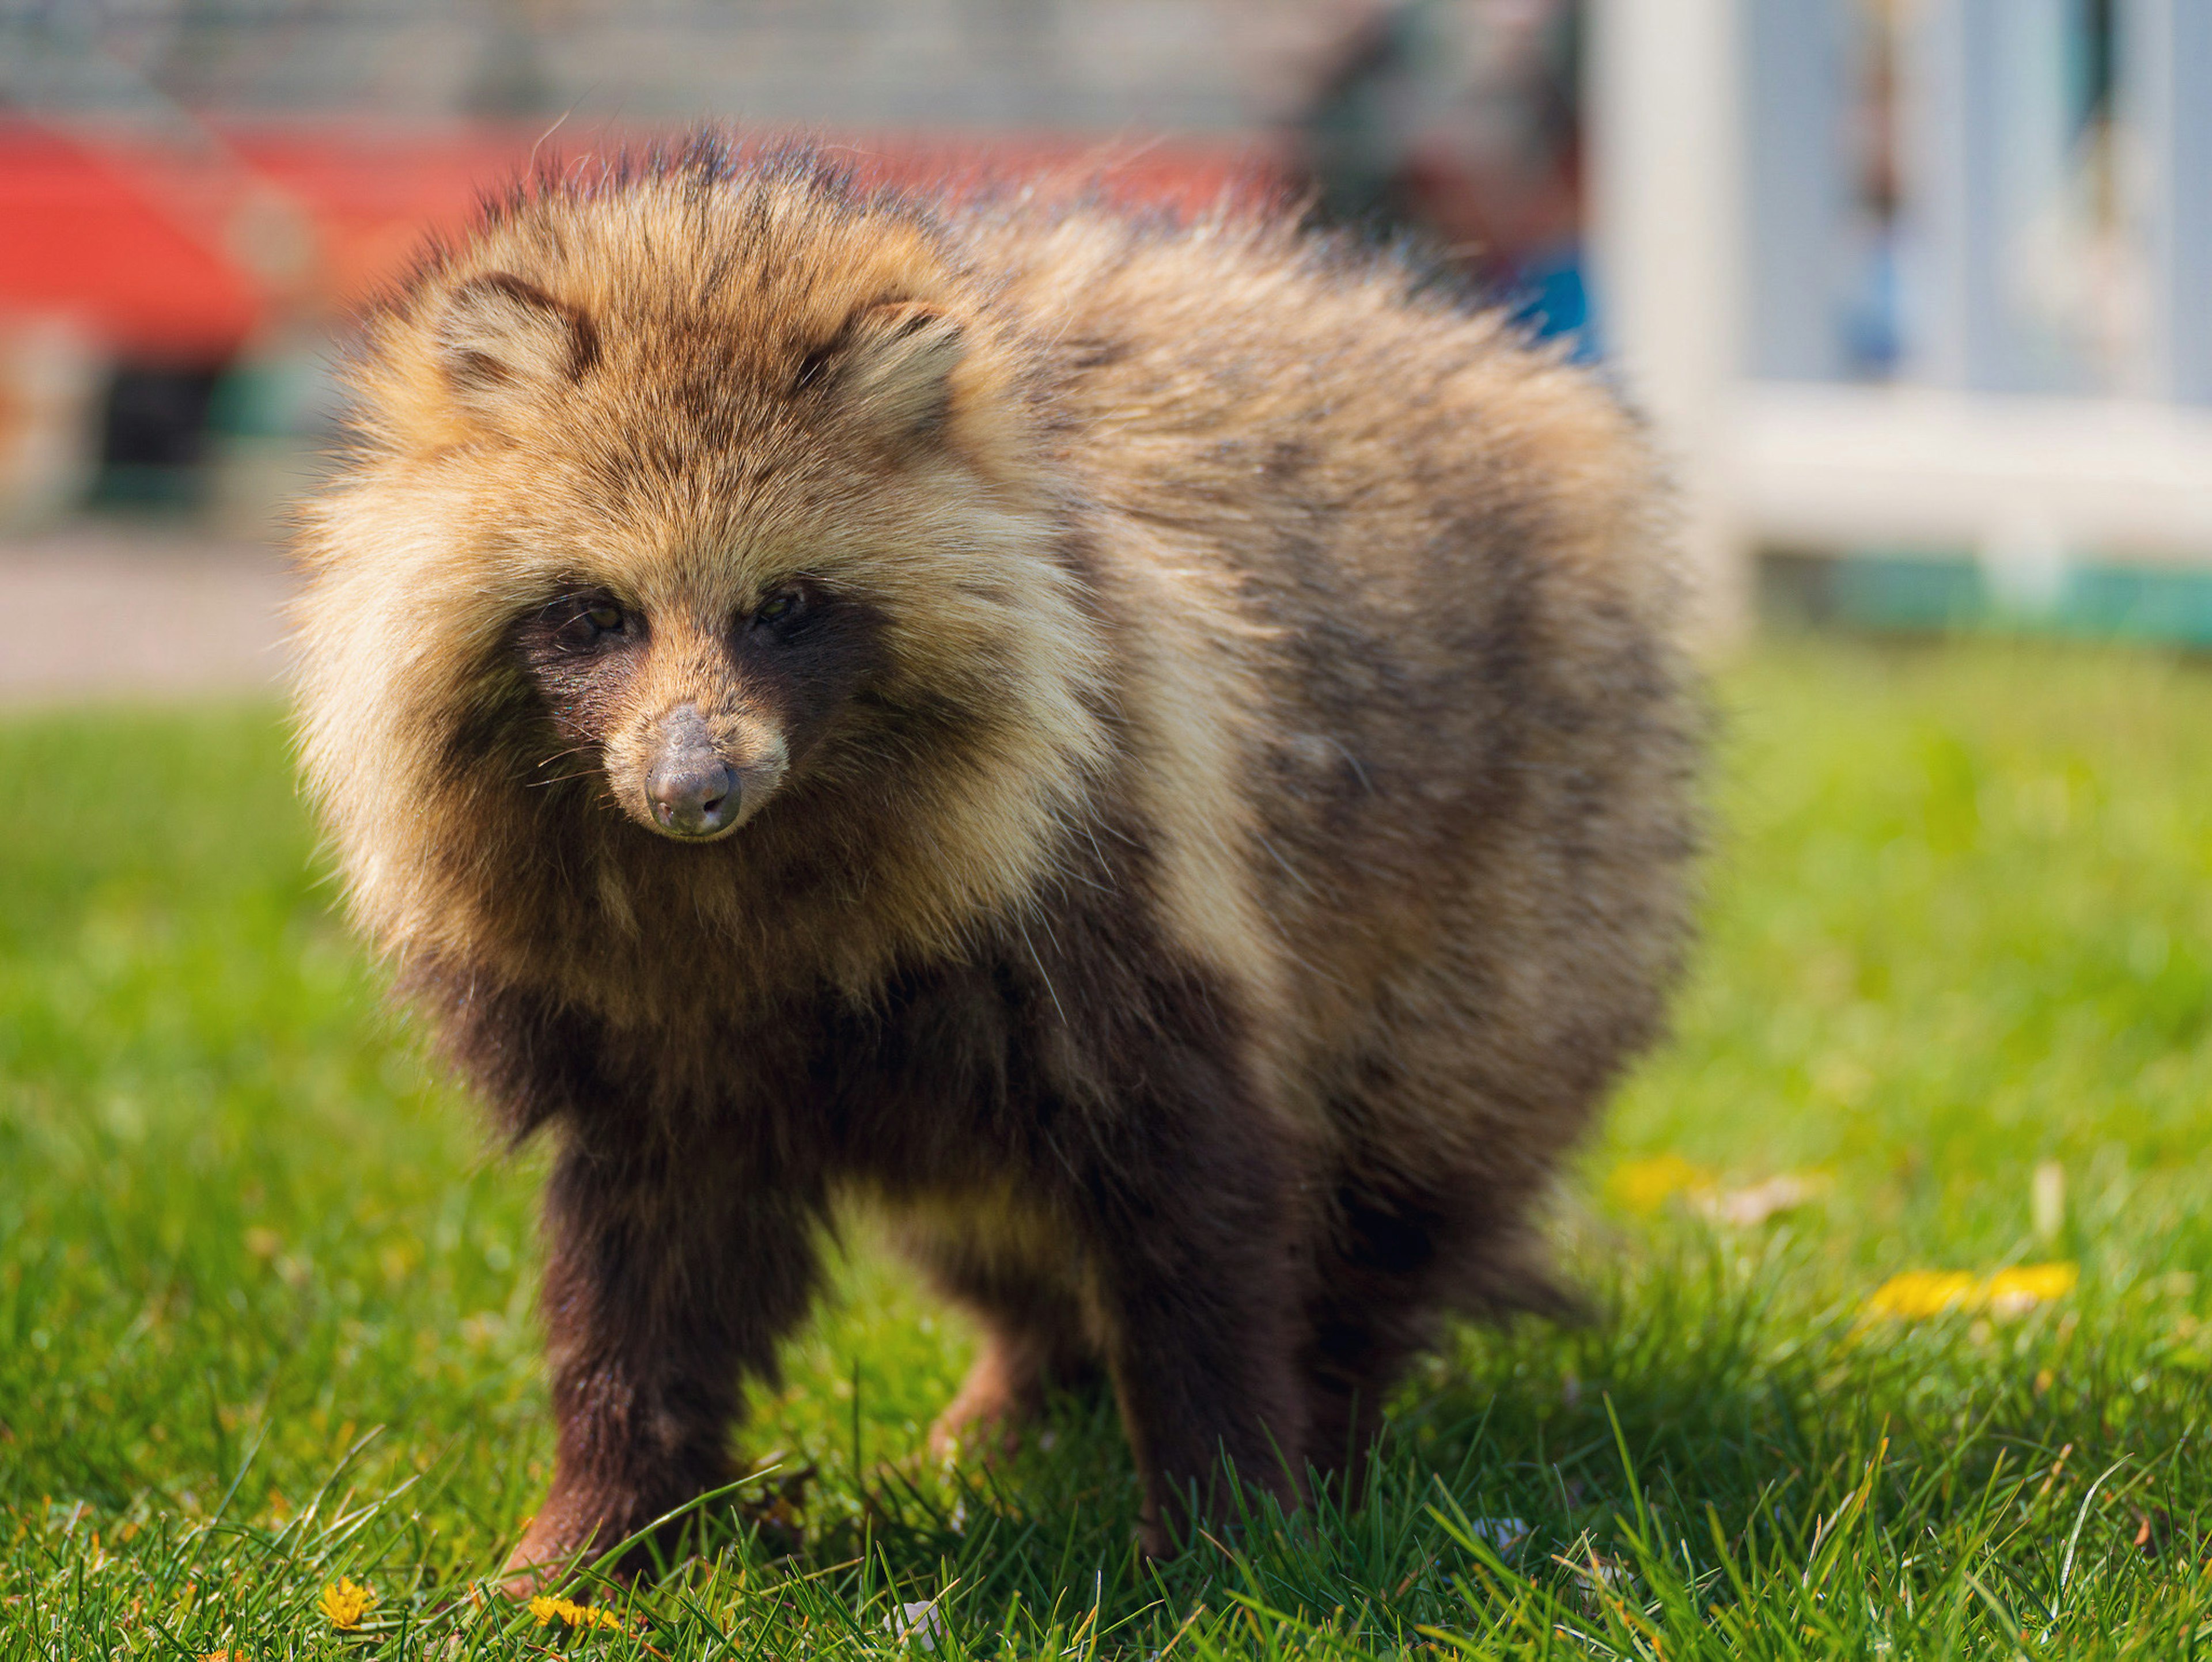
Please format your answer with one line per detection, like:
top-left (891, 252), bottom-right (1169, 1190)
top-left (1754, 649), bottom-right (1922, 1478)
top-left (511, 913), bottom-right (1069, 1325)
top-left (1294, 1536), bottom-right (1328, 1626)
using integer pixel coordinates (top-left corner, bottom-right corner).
top-left (529, 1593), bottom-right (624, 1631)
top-left (1986, 1262), bottom-right (2078, 1315)
top-left (1863, 1263), bottom-right (2078, 1322)
top-left (1865, 1269), bottom-right (1979, 1319)
top-left (318, 1576), bottom-right (373, 1629)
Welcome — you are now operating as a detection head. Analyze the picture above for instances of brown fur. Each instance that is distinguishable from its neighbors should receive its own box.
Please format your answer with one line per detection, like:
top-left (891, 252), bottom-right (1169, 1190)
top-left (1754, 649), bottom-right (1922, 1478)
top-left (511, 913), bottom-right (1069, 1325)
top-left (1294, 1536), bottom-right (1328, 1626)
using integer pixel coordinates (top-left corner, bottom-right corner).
top-left (290, 136), bottom-right (1699, 1577)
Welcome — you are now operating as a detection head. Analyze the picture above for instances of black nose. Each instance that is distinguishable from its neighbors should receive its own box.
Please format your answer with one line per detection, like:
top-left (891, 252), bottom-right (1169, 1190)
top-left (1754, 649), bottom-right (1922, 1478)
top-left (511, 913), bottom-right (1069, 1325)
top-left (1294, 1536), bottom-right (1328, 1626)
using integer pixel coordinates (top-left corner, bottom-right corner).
top-left (647, 756), bottom-right (736, 836)
top-left (646, 707), bottom-right (737, 838)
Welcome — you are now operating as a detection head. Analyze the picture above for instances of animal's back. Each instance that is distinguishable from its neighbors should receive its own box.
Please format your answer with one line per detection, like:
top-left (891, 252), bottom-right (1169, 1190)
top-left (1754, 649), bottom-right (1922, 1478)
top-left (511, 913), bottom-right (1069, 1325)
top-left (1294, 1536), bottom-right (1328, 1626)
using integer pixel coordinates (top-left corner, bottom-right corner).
top-left (972, 209), bottom-right (1698, 1182)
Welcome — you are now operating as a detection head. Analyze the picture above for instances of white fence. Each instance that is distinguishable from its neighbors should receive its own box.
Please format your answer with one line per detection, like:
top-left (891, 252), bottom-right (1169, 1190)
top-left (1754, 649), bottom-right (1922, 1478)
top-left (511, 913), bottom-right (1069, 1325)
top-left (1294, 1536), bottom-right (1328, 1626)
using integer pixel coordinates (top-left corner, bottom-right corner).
top-left (1588, 0), bottom-right (2212, 635)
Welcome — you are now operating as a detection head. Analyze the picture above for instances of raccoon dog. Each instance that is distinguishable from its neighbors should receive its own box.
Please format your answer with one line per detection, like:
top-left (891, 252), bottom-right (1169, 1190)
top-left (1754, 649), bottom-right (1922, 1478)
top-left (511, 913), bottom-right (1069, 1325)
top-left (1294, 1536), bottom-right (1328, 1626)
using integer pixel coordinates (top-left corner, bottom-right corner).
top-left (292, 138), bottom-right (1698, 1581)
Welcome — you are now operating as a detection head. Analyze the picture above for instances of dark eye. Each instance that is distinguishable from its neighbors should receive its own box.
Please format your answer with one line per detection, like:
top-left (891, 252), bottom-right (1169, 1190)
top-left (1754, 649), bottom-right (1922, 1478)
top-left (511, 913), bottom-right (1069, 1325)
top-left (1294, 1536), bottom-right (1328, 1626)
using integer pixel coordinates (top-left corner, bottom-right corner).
top-left (553, 597), bottom-right (628, 650)
top-left (752, 590), bottom-right (802, 629)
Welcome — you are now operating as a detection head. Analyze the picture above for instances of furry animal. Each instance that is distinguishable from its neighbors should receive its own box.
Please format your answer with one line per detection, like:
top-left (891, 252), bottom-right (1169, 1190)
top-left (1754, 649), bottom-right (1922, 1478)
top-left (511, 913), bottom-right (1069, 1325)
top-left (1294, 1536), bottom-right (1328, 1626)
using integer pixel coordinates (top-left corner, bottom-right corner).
top-left (291, 136), bottom-right (1698, 1583)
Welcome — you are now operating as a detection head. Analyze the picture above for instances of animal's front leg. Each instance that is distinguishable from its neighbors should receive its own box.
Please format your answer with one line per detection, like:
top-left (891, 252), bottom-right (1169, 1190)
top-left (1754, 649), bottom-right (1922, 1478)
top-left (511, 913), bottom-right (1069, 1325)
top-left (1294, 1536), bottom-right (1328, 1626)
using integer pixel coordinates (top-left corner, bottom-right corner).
top-left (503, 1132), bottom-right (821, 1593)
top-left (1075, 1098), bottom-right (1310, 1557)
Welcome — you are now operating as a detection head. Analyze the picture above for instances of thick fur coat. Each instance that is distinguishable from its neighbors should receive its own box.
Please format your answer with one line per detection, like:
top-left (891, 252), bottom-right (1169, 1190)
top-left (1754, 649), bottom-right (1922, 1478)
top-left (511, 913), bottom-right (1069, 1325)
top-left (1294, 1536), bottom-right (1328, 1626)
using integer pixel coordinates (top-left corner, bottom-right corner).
top-left (291, 137), bottom-right (1698, 1578)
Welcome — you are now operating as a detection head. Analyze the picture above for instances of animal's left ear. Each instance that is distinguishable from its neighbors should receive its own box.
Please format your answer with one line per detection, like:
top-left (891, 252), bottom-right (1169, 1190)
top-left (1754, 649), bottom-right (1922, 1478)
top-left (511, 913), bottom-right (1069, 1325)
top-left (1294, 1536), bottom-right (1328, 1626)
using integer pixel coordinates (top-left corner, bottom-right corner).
top-left (811, 301), bottom-right (966, 446)
top-left (434, 273), bottom-right (599, 428)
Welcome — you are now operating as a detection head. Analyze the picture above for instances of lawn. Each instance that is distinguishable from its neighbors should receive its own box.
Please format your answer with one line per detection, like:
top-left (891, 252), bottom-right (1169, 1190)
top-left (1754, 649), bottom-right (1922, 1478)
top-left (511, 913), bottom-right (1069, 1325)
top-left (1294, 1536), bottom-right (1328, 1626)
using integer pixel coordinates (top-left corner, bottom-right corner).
top-left (5, 640), bottom-right (2212, 1658)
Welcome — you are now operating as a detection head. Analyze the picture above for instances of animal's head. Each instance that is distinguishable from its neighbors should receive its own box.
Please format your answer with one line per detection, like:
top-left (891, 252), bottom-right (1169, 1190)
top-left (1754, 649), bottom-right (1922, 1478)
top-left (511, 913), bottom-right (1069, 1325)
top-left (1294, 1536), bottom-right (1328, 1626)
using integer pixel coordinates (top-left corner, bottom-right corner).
top-left (293, 144), bottom-right (1110, 984)
top-left (467, 279), bottom-right (971, 847)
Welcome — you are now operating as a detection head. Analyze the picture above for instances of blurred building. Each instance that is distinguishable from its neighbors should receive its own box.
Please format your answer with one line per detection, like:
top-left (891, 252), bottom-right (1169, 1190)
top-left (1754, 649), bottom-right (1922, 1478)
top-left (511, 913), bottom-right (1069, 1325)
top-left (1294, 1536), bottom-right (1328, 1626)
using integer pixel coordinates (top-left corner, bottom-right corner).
top-left (1590, 0), bottom-right (2212, 641)
top-left (9, 0), bottom-right (2210, 654)
top-left (6, 0), bottom-right (1342, 132)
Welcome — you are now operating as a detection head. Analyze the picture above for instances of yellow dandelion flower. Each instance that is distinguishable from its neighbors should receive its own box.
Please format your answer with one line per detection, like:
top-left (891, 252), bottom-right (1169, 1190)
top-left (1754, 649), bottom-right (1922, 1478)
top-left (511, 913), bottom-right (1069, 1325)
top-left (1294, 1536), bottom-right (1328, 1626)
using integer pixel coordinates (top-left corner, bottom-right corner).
top-left (1607, 1153), bottom-right (1711, 1215)
top-left (1864, 1269), bottom-right (1979, 1319)
top-left (319, 1576), bottom-right (374, 1630)
top-left (529, 1593), bottom-right (627, 1632)
top-left (1863, 1262), bottom-right (2077, 1322)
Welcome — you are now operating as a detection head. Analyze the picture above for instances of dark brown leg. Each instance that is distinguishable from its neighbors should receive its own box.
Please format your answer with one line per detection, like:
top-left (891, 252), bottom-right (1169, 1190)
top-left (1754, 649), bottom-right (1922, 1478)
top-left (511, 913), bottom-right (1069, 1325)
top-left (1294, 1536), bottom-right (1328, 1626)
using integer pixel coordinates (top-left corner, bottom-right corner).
top-left (503, 1132), bottom-right (822, 1593)
top-left (1300, 1178), bottom-right (1456, 1504)
top-left (1301, 1161), bottom-right (1573, 1505)
top-left (1075, 1110), bottom-right (1310, 1557)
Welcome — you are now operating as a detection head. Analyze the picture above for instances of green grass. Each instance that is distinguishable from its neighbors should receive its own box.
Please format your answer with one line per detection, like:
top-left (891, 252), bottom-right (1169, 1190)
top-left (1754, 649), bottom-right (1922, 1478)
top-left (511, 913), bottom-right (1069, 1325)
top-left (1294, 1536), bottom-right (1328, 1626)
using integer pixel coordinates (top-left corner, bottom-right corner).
top-left (6, 640), bottom-right (2212, 1657)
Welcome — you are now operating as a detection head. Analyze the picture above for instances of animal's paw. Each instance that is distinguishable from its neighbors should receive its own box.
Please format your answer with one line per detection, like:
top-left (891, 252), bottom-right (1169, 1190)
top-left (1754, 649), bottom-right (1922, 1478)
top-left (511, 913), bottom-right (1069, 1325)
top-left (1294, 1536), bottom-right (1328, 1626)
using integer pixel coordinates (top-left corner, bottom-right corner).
top-left (926, 1344), bottom-right (1047, 1462)
top-left (497, 1498), bottom-right (637, 1601)
top-left (926, 1378), bottom-right (1035, 1462)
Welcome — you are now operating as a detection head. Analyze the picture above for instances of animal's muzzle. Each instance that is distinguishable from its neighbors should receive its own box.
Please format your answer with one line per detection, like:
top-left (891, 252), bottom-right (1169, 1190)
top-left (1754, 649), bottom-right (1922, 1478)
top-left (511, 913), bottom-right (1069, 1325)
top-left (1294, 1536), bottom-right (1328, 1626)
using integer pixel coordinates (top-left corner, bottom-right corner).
top-left (645, 704), bottom-right (745, 840)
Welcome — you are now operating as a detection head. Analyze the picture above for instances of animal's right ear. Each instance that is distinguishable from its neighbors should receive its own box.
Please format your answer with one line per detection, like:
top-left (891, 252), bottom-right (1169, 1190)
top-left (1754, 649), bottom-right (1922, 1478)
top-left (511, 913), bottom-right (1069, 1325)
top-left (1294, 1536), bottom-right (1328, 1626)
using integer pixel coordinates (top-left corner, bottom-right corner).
top-left (804, 300), bottom-right (968, 449)
top-left (433, 274), bottom-right (599, 428)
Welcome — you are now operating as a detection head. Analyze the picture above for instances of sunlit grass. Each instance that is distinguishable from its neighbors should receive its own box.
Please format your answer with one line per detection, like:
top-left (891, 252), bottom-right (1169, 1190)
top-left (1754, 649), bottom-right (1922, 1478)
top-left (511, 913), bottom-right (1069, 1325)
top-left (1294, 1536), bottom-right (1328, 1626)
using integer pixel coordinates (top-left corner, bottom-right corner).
top-left (5, 640), bottom-right (2212, 1656)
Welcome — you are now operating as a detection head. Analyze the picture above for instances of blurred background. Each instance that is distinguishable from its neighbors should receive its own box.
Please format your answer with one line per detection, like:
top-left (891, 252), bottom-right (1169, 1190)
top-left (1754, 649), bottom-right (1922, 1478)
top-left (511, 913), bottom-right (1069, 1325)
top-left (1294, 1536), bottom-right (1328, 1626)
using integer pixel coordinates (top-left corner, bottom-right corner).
top-left (1, 0), bottom-right (2208, 700)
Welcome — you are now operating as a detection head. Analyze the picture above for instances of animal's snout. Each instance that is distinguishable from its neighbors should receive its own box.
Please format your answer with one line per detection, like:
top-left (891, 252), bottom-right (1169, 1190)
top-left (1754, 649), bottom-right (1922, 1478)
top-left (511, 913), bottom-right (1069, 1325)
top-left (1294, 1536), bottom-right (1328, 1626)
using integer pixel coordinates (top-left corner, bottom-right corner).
top-left (646, 705), bottom-right (740, 839)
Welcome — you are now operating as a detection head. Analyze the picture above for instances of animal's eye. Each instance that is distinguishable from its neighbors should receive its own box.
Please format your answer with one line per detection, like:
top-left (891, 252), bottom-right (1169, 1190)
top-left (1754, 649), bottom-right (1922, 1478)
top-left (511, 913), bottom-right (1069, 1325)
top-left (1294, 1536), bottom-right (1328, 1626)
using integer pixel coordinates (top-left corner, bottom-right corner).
top-left (752, 590), bottom-right (802, 628)
top-left (553, 597), bottom-right (627, 650)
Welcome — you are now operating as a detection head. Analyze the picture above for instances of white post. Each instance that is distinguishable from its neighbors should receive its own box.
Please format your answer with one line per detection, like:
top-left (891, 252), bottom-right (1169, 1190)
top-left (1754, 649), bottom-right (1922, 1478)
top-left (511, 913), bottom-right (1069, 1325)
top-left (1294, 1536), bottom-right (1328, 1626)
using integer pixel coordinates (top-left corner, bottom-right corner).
top-left (1585, 0), bottom-right (1750, 641)
top-left (2121, 0), bottom-right (2212, 405)
top-left (1744, 0), bottom-right (1854, 382)
top-left (1904, 0), bottom-right (2094, 606)
top-left (1904, 0), bottom-right (2087, 394)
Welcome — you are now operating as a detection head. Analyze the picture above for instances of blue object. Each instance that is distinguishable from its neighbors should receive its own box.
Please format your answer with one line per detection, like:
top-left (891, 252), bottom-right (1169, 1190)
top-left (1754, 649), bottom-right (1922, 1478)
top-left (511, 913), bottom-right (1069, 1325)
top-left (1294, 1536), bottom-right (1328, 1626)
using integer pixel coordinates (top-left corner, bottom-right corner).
top-left (1508, 246), bottom-right (1599, 361)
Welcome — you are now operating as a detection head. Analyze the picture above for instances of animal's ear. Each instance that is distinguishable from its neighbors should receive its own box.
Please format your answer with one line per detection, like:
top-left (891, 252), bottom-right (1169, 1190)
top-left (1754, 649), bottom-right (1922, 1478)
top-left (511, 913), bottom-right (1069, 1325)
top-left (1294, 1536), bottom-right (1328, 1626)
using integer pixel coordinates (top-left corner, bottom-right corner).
top-left (809, 300), bottom-right (965, 445)
top-left (434, 274), bottom-right (599, 426)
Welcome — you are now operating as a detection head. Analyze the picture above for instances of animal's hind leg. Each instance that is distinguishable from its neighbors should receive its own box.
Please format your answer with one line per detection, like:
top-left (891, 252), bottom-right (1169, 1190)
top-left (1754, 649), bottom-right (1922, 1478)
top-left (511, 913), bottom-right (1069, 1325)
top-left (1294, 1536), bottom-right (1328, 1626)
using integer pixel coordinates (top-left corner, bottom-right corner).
top-left (1298, 1174), bottom-right (1460, 1502)
top-left (1301, 1159), bottom-right (1574, 1502)
top-left (891, 1217), bottom-right (1100, 1459)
